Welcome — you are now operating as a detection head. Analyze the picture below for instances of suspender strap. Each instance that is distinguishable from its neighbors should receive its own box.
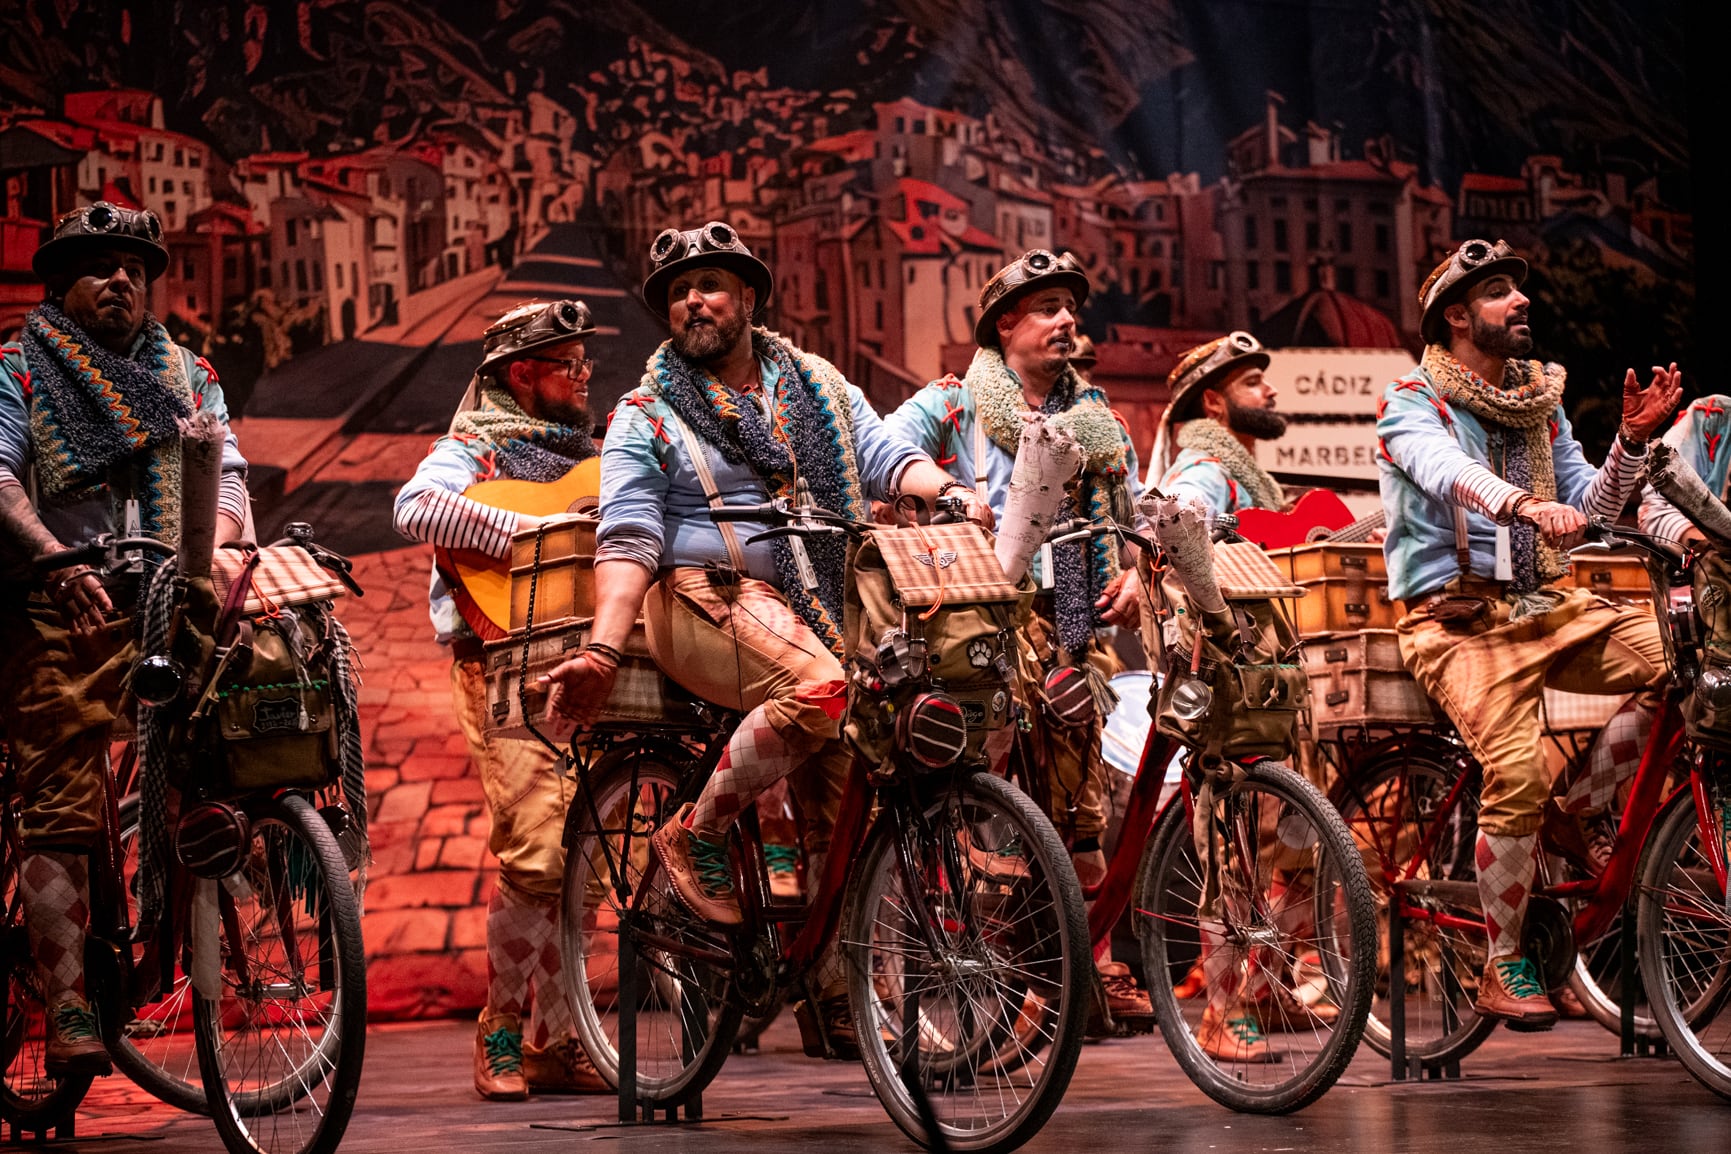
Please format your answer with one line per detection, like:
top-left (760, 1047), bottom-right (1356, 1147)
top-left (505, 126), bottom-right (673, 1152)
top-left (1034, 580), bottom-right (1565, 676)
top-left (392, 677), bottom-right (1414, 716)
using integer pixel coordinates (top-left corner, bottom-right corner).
top-left (663, 404), bottom-right (747, 572)
top-left (972, 411), bottom-right (990, 506)
top-left (1454, 505), bottom-right (1472, 575)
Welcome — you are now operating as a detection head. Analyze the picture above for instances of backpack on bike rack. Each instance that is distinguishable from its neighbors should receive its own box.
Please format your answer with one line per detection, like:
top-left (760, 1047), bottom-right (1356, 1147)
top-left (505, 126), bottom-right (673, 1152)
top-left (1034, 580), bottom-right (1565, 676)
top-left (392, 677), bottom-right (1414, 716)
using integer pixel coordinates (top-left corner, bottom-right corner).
top-left (843, 521), bottom-right (1026, 772)
top-left (1142, 541), bottom-right (1310, 762)
top-left (1685, 549), bottom-right (1731, 751)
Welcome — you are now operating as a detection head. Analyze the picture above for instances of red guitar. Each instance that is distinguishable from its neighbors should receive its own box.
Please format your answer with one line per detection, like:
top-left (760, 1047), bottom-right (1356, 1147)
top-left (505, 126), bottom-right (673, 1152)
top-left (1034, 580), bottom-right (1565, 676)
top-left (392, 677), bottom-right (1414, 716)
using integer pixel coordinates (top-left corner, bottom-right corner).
top-left (1231, 489), bottom-right (1362, 550)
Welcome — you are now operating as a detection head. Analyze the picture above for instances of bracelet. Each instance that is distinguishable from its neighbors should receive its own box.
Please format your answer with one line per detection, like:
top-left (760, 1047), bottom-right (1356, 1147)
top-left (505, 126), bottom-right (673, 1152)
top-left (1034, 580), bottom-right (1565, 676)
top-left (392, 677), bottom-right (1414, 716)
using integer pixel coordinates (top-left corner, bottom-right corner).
top-left (583, 641), bottom-right (624, 665)
top-left (1617, 428), bottom-right (1649, 453)
top-left (936, 479), bottom-right (970, 499)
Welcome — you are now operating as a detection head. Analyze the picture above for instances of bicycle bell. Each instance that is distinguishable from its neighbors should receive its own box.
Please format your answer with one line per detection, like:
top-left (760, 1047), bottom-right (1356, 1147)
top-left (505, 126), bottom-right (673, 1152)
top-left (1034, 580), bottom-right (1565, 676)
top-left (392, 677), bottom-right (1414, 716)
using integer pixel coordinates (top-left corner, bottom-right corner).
top-left (1697, 664), bottom-right (1731, 710)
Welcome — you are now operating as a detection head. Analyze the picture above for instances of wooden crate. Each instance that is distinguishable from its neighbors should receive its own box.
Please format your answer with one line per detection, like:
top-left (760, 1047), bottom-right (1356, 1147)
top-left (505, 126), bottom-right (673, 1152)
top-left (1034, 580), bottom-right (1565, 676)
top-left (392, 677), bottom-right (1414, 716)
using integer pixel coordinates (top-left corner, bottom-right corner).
top-left (509, 514), bottom-right (597, 632)
top-left (1267, 542), bottom-right (1398, 635)
top-left (1569, 549), bottom-right (1653, 607)
top-left (1300, 629), bottom-right (1440, 735)
top-left (482, 618), bottom-right (702, 741)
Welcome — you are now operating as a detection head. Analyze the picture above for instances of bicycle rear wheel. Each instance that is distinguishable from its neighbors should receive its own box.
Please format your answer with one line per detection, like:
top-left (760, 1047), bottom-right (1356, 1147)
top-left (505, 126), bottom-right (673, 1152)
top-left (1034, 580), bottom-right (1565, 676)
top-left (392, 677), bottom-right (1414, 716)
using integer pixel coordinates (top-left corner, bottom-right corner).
top-left (560, 748), bottom-right (742, 1105)
top-left (1137, 757), bottom-right (1375, 1113)
top-left (1638, 782), bottom-right (1731, 1100)
top-left (1, 789), bottom-right (93, 1132)
top-left (194, 793), bottom-right (366, 1154)
top-left (843, 771), bottom-right (1088, 1154)
top-left (1329, 740), bottom-right (1497, 1066)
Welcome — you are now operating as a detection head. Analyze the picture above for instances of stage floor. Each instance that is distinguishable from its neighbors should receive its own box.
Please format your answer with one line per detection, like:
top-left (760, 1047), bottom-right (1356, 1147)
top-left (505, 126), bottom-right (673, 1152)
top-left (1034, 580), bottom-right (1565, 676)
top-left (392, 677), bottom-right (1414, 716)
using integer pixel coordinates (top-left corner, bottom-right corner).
top-left (34, 1014), bottom-right (1725, 1151)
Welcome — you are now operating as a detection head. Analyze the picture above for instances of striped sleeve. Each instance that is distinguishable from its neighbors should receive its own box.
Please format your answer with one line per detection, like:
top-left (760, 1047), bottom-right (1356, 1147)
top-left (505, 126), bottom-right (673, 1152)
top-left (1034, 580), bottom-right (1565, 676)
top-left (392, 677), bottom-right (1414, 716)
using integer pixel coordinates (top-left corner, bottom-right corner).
top-left (393, 488), bottom-right (518, 558)
top-left (217, 471), bottom-right (250, 527)
top-left (1449, 463), bottom-right (1524, 520)
top-left (1580, 436), bottom-right (1646, 523)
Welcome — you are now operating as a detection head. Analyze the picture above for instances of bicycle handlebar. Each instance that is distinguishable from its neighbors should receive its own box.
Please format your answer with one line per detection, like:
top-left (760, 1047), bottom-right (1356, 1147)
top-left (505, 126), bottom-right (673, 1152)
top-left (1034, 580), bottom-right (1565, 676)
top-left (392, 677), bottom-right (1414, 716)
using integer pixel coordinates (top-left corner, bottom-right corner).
top-left (1582, 517), bottom-right (1686, 569)
top-left (1044, 516), bottom-right (1154, 555)
top-left (32, 534), bottom-right (177, 578)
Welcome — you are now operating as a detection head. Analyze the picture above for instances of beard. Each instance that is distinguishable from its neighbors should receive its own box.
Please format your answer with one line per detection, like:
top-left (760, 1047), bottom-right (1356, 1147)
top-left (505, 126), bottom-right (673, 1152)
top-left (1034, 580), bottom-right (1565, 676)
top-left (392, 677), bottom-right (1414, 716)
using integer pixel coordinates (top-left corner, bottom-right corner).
top-left (1470, 312), bottom-right (1534, 359)
top-left (541, 397), bottom-right (591, 428)
top-left (1226, 398), bottom-right (1288, 440)
top-left (671, 308), bottom-right (750, 363)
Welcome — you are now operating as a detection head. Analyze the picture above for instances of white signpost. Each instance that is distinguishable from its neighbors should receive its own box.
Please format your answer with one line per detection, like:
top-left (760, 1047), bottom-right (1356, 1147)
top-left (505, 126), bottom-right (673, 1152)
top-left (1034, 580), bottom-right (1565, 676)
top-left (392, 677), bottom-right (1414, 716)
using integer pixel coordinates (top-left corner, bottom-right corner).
top-left (1251, 347), bottom-right (1417, 514)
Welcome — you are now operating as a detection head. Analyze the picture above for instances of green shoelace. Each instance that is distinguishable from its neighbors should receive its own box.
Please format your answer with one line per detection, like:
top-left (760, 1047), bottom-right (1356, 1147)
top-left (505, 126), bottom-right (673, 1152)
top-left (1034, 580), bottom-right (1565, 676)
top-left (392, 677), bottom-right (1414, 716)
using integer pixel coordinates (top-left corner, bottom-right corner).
top-left (764, 844), bottom-right (799, 876)
top-left (53, 1002), bottom-right (101, 1043)
top-left (1225, 1016), bottom-right (1266, 1044)
top-left (482, 1025), bottom-right (523, 1075)
top-left (689, 833), bottom-right (735, 899)
top-left (1494, 956), bottom-right (1546, 1000)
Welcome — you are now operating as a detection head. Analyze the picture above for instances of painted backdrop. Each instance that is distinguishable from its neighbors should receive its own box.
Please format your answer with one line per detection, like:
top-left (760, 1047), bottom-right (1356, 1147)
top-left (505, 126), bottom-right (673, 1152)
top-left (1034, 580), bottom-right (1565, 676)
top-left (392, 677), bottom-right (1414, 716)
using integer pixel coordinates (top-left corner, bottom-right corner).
top-left (0, 0), bottom-right (1701, 1018)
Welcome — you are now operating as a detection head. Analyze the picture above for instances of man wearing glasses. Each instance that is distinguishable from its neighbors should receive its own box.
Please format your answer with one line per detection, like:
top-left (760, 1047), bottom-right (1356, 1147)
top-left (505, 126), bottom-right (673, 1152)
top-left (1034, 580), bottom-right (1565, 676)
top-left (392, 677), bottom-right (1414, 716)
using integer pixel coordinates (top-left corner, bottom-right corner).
top-left (393, 299), bottom-right (608, 1100)
top-left (1149, 331), bottom-right (1287, 518)
top-left (0, 202), bottom-right (250, 1075)
top-left (1378, 238), bottom-right (1681, 1029)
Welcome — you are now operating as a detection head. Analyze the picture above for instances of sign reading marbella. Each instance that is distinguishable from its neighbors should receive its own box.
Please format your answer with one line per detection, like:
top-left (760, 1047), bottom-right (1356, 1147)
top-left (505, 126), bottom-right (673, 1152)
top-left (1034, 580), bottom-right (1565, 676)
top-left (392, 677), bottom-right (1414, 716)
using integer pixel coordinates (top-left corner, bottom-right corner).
top-left (1252, 347), bottom-right (1418, 484)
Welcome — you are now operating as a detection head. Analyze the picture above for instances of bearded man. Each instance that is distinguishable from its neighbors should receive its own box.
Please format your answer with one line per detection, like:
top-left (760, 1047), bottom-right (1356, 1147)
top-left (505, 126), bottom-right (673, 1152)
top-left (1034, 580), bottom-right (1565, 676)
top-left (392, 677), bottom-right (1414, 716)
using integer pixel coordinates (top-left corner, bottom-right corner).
top-left (394, 299), bottom-right (607, 1100)
top-left (1378, 238), bottom-right (1680, 1029)
top-left (1150, 332), bottom-right (1286, 517)
top-left (542, 221), bottom-right (981, 1055)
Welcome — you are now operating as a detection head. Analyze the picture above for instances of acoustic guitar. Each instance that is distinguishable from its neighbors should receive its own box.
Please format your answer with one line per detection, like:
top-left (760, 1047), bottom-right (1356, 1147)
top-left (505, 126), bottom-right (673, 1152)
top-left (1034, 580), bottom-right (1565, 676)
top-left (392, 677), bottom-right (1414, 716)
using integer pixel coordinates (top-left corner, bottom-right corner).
top-left (433, 457), bottom-right (601, 640)
top-left (1231, 489), bottom-right (1358, 550)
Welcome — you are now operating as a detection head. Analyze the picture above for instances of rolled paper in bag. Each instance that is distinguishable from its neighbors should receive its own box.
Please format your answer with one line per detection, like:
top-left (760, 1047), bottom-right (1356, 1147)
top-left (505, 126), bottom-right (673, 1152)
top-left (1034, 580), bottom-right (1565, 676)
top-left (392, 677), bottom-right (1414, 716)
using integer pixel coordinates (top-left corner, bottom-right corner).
top-left (993, 414), bottom-right (1083, 583)
top-left (1648, 441), bottom-right (1731, 552)
top-left (177, 411), bottom-right (226, 579)
top-left (1143, 492), bottom-right (1226, 616)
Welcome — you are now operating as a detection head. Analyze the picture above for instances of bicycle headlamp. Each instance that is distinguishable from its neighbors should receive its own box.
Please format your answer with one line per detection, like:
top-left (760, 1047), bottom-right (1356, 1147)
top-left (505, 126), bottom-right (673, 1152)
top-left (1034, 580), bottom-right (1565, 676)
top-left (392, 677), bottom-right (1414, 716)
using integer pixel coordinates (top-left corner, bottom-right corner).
top-left (899, 691), bottom-right (969, 770)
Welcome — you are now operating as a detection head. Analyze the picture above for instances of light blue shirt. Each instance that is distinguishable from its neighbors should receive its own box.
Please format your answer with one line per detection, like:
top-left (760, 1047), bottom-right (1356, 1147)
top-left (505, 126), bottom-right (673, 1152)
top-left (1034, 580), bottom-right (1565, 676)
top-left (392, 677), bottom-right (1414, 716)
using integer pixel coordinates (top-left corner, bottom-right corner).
top-left (393, 433), bottom-right (495, 641)
top-left (885, 377), bottom-right (1141, 523)
top-left (1376, 364), bottom-right (1602, 602)
top-left (1155, 449), bottom-right (1262, 517)
top-left (1640, 395), bottom-right (1731, 543)
top-left (597, 353), bottom-right (924, 578)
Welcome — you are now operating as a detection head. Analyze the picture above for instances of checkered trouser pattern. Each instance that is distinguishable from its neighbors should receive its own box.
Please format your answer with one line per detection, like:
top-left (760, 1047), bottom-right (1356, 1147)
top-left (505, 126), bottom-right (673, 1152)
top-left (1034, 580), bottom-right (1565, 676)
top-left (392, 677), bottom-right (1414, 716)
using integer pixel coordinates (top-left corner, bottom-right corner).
top-left (486, 881), bottom-right (556, 1025)
top-left (688, 705), bottom-right (814, 842)
top-left (1476, 831), bottom-right (1537, 959)
top-left (21, 850), bottom-right (88, 1003)
top-left (1564, 697), bottom-right (1653, 815)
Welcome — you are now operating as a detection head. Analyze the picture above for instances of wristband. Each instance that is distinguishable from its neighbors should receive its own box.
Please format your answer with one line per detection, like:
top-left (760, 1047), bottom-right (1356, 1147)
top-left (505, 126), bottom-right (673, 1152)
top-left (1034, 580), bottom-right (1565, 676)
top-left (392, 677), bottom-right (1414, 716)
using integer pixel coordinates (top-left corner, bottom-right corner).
top-left (583, 641), bottom-right (624, 665)
top-left (1617, 427), bottom-right (1649, 453)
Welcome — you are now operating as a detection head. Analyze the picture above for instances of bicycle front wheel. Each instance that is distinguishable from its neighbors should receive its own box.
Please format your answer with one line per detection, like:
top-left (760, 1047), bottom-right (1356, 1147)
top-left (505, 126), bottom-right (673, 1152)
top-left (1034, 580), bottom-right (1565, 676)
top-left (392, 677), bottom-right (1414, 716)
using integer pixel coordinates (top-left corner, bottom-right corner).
top-left (1638, 782), bottom-right (1731, 1100)
top-left (843, 770), bottom-right (1088, 1154)
top-left (194, 793), bottom-right (366, 1154)
top-left (1137, 757), bottom-right (1375, 1113)
top-left (560, 748), bottom-right (742, 1105)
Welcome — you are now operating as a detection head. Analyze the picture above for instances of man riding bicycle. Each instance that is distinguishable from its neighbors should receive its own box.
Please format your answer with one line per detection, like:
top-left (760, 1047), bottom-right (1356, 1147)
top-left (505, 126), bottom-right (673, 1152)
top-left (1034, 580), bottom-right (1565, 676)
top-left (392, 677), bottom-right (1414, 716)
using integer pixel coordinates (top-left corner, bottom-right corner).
top-left (0, 204), bottom-right (249, 1075)
top-left (540, 221), bottom-right (982, 1054)
top-left (1376, 237), bottom-right (1681, 1029)
top-left (883, 249), bottom-right (1152, 1027)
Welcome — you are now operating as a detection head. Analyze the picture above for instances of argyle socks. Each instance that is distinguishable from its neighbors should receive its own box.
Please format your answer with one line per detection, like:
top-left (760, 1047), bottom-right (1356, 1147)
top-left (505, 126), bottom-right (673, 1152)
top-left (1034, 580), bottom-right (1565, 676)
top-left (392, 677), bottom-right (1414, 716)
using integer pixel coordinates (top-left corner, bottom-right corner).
top-left (1565, 698), bottom-right (1652, 815)
top-left (20, 850), bottom-right (89, 1005)
top-left (1475, 831), bottom-right (1537, 959)
top-left (527, 908), bottom-right (576, 1049)
top-left (686, 704), bottom-right (812, 843)
top-left (486, 881), bottom-right (554, 1023)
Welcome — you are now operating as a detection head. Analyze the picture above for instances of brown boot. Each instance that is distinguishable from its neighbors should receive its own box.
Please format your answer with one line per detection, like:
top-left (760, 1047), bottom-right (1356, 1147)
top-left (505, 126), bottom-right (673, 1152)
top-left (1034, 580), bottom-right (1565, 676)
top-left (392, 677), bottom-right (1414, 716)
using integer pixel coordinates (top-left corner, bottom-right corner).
top-left (765, 843), bottom-right (802, 900)
top-left (474, 1011), bottom-right (528, 1100)
top-left (1249, 985), bottom-right (1340, 1032)
top-left (1475, 955), bottom-right (1558, 1032)
top-left (44, 998), bottom-right (110, 1077)
top-left (1195, 1003), bottom-right (1274, 1063)
top-left (650, 804), bottom-right (742, 926)
top-left (523, 1036), bottom-right (610, 1094)
top-left (1099, 961), bottom-right (1154, 1023)
top-left (955, 825), bottom-right (1030, 882)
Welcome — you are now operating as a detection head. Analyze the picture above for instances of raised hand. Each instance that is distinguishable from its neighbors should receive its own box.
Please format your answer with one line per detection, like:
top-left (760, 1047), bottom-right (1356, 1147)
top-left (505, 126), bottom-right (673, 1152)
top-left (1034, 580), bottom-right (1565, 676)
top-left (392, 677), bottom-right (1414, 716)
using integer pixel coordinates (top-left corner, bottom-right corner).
top-left (1622, 362), bottom-right (1683, 444)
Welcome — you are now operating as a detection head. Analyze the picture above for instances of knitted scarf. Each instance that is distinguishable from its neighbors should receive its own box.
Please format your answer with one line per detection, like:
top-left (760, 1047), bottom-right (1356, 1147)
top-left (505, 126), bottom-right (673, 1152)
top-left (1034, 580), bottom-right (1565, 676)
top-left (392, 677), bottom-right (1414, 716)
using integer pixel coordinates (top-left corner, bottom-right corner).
top-left (23, 303), bottom-right (192, 545)
top-left (1423, 345), bottom-right (1567, 592)
top-left (967, 346), bottom-right (1133, 655)
top-left (449, 384), bottom-right (595, 482)
top-left (644, 327), bottom-right (865, 658)
top-left (1173, 418), bottom-right (1285, 512)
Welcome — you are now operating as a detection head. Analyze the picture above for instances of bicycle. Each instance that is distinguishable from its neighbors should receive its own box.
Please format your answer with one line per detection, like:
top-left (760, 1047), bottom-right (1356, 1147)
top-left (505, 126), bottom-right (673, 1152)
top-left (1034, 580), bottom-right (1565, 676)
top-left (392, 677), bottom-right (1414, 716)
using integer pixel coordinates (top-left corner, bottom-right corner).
top-left (1, 531), bottom-right (368, 1154)
top-left (556, 498), bottom-right (1089, 1153)
top-left (1325, 518), bottom-right (1731, 1095)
